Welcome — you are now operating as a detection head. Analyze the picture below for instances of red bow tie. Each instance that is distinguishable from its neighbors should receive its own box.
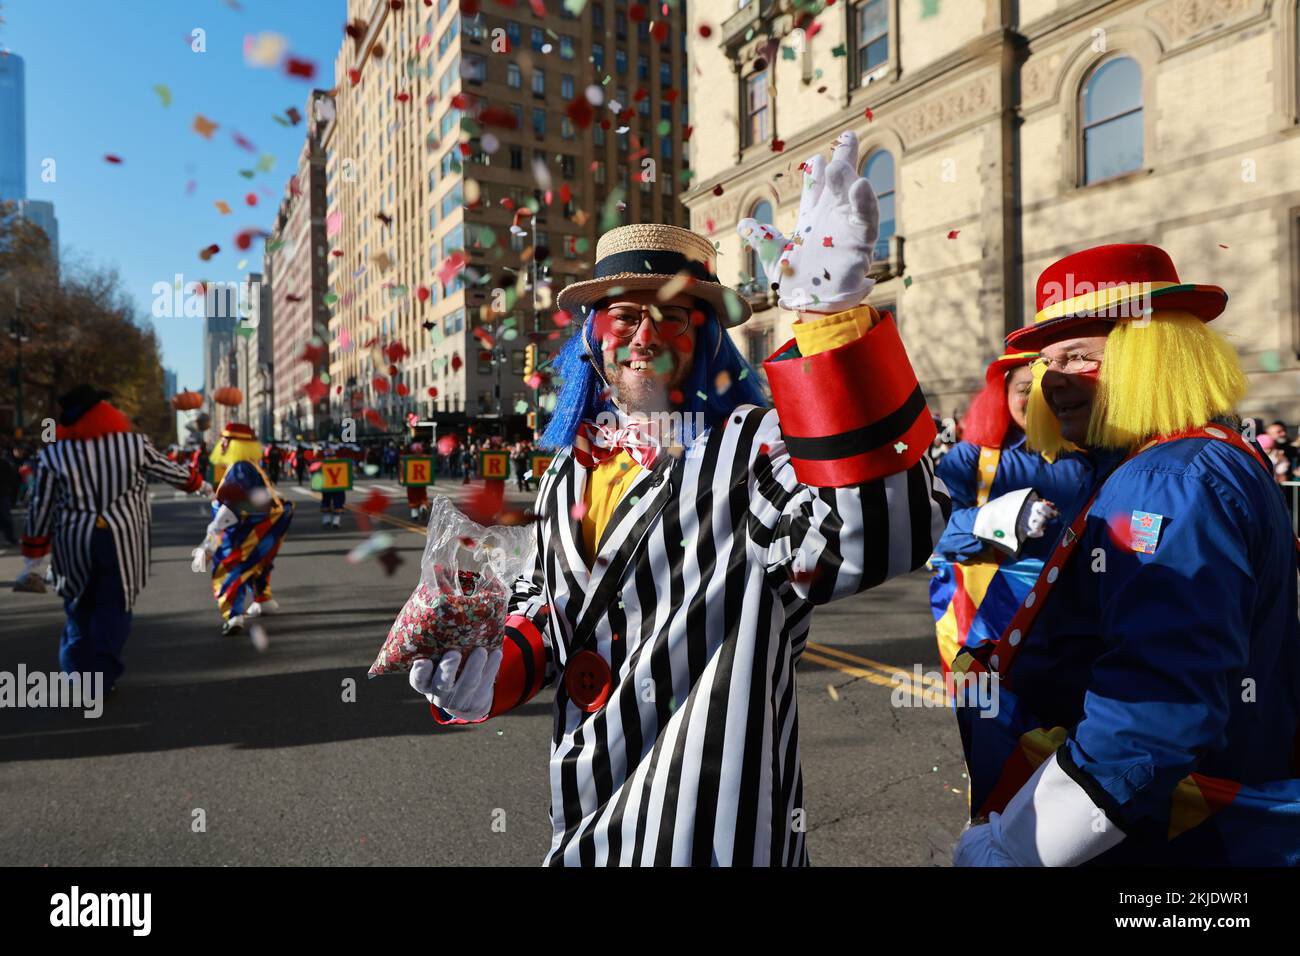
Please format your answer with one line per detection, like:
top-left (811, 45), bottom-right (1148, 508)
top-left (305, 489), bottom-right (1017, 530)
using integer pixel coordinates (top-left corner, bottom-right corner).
top-left (573, 419), bottom-right (661, 470)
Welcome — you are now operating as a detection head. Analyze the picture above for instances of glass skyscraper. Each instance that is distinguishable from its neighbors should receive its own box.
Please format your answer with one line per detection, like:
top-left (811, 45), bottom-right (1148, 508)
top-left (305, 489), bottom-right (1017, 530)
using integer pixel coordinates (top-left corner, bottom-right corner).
top-left (0, 52), bottom-right (26, 201)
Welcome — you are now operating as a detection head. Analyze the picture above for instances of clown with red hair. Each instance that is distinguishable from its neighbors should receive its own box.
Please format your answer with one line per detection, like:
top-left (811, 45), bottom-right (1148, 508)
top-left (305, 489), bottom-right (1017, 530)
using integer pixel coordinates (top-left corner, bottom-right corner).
top-left (928, 353), bottom-right (1091, 673)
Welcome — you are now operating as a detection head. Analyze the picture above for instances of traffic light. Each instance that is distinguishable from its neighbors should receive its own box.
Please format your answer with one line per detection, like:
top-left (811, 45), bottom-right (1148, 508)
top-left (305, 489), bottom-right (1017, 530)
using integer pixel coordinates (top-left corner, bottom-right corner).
top-left (522, 343), bottom-right (537, 384)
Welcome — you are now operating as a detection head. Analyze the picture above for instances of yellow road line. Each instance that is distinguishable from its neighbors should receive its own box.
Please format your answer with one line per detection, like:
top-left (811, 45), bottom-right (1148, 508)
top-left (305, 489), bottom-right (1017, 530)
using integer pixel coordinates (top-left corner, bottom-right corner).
top-left (806, 641), bottom-right (946, 690)
top-left (801, 649), bottom-right (947, 706)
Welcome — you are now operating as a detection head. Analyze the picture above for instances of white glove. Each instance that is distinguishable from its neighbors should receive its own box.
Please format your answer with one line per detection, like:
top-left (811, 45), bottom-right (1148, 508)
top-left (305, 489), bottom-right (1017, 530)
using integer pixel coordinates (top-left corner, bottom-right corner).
top-left (953, 817), bottom-right (1019, 867)
top-left (205, 504), bottom-right (238, 539)
top-left (190, 547), bottom-right (211, 573)
top-left (409, 647), bottom-right (503, 722)
top-left (14, 556), bottom-right (50, 592)
top-left (738, 130), bottom-right (880, 313)
top-left (197, 481), bottom-right (214, 498)
top-left (973, 489), bottom-right (1057, 555)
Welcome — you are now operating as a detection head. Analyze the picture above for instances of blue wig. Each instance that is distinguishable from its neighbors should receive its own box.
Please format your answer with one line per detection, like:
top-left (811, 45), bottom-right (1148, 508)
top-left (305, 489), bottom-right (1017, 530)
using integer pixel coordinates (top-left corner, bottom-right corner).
top-left (539, 304), bottom-right (768, 450)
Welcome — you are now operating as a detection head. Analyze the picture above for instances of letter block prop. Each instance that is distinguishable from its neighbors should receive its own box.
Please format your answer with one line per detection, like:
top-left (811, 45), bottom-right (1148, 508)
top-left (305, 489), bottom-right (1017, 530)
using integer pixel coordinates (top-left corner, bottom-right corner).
top-left (313, 458), bottom-right (354, 492)
top-left (479, 449), bottom-right (510, 481)
top-left (399, 455), bottom-right (435, 487)
top-left (530, 452), bottom-right (555, 480)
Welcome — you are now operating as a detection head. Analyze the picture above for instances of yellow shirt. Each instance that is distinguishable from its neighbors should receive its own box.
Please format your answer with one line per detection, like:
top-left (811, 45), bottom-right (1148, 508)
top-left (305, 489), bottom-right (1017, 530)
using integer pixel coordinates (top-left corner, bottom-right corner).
top-left (578, 304), bottom-right (879, 556)
top-left (581, 450), bottom-right (643, 565)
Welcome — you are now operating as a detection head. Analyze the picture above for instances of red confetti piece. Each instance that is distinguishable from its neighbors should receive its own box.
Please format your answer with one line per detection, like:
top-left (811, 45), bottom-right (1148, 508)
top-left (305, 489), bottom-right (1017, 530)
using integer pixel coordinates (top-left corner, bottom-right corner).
top-left (387, 363), bottom-right (398, 376)
top-left (284, 57), bottom-right (316, 80)
top-left (299, 342), bottom-right (327, 365)
top-left (459, 536), bottom-right (477, 548)
top-left (436, 435), bottom-right (459, 457)
top-left (946, 230), bottom-right (960, 239)
top-left (416, 285), bottom-right (430, 302)
top-left (396, 382), bottom-right (410, 397)
top-left (385, 340), bottom-right (409, 362)
top-left (395, 92), bottom-right (410, 103)
top-left (698, 24), bottom-right (713, 38)
top-left (771, 139), bottom-right (785, 152)
top-left (560, 183), bottom-right (571, 204)
top-left (822, 236), bottom-right (833, 247)
top-left (478, 106), bottom-right (519, 129)
top-left (198, 244), bottom-right (220, 261)
top-left (1218, 243), bottom-right (1229, 249)
top-left (358, 488), bottom-right (391, 515)
top-left (664, 87), bottom-right (679, 103)
top-left (651, 19), bottom-right (668, 42)
top-left (301, 378), bottom-right (328, 403)
top-left (450, 353), bottom-right (463, 372)
top-left (629, 3), bottom-right (647, 22)
top-left (570, 501), bottom-right (589, 521)
top-left (234, 228), bottom-right (269, 250)
top-left (806, 21), bottom-right (823, 40)
top-left (233, 131), bottom-right (257, 152)
top-left (683, 124), bottom-right (693, 141)
top-left (427, 386), bottom-right (438, 397)
top-left (348, 68), bottom-right (362, 86)
top-left (669, 389), bottom-right (684, 405)
top-left (712, 184), bottom-right (724, 196)
top-left (104, 154), bottom-right (124, 164)
top-left (245, 193), bottom-right (257, 206)
top-left (372, 376), bottom-right (390, 393)
top-left (864, 107), bottom-right (874, 121)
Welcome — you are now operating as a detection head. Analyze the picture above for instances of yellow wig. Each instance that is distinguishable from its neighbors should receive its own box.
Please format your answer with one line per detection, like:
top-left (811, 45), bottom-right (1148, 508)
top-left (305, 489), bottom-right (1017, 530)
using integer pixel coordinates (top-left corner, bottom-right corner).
top-left (1024, 310), bottom-right (1247, 455)
top-left (209, 435), bottom-right (263, 467)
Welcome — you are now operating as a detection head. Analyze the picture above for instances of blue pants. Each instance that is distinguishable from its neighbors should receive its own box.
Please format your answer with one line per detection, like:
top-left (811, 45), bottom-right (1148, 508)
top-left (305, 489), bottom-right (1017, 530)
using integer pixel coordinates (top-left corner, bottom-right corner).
top-left (320, 491), bottom-right (345, 512)
top-left (59, 527), bottom-right (131, 692)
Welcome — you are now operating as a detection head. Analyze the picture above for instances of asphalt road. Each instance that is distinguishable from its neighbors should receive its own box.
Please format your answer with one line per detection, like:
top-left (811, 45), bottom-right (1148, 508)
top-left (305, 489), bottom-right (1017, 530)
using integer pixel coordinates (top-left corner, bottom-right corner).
top-left (0, 476), bottom-right (967, 866)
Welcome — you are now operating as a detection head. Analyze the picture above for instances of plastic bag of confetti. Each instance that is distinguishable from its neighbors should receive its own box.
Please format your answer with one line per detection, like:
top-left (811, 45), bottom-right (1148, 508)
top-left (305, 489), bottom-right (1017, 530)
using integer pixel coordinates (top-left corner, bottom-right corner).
top-left (368, 494), bottom-right (535, 677)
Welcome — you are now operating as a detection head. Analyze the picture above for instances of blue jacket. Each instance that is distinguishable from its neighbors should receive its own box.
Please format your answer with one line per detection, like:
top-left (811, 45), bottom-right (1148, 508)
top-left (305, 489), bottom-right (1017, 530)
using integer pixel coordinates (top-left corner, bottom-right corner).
top-left (934, 435), bottom-right (1092, 563)
top-left (1012, 435), bottom-right (1300, 855)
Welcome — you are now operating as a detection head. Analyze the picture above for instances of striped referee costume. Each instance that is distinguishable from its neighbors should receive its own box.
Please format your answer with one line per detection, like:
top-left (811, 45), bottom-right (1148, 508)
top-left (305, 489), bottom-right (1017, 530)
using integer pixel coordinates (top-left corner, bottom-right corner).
top-left (431, 308), bottom-right (949, 866)
top-left (22, 388), bottom-right (202, 689)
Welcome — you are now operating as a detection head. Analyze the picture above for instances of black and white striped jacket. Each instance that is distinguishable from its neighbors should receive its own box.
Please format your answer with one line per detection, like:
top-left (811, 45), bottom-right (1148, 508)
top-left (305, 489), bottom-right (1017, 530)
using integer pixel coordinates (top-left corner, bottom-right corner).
top-left (23, 433), bottom-right (198, 608)
top-left (498, 405), bottom-right (949, 865)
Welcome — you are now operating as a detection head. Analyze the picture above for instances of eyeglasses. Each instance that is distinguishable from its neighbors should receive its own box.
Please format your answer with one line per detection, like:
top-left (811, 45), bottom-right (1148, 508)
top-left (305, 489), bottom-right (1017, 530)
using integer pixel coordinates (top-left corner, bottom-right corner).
top-left (601, 304), bottom-right (694, 341)
top-left (1034, 349), bottom-right (1105, 374)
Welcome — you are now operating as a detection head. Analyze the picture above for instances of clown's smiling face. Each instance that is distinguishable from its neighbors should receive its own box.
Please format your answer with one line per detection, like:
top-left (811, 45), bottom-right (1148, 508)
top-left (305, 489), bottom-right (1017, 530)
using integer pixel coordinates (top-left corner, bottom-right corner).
top-left (594, 289), bottom-right (699, 416)
top-left (1040, 333), bottom-right (1109, 445)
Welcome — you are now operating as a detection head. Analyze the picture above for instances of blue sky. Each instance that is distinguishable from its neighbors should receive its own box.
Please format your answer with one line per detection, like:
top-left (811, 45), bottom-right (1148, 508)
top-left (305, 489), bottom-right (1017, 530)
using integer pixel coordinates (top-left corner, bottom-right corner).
top-left (2, 0), bottom-right (345, 391)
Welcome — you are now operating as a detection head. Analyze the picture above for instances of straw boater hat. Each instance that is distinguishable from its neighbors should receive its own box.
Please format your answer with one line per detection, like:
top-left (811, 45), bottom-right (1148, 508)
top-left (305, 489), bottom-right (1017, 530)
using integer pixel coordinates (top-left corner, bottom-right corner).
top-left (555, 223), bottom-right (752, 327)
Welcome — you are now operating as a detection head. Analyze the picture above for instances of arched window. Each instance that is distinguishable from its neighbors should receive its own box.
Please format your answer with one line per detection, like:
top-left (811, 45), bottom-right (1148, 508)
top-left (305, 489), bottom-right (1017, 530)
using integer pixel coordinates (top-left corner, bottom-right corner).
top-left (747, 199), bottom-right (774, 289)
top-left (1082, 57), bottom-right (1143, 184)
top-left (863, 151), bottom-right (895, 262)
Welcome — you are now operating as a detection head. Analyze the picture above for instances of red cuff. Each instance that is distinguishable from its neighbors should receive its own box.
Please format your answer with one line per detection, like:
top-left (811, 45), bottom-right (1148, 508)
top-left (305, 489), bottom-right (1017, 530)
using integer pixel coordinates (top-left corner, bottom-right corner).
top-left (183, 467), bottom-right (203, 493)
top-left (429, 614), bottom-right (549, 726)
top-left (21, 536), bottom-right (50, 559)
top-left (763, 313), bottom-right (936, 486)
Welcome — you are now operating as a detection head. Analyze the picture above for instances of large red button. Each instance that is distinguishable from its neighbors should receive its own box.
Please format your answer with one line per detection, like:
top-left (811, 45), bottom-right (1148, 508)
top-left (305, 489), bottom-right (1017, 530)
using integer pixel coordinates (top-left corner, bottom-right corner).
top-left (565, 650), bottom-right (612, 713)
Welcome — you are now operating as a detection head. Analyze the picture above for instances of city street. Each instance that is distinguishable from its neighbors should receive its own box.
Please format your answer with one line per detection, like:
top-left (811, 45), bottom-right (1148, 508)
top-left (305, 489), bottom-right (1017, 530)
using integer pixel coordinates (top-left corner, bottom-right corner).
top-left (0, 478), bottom-right (968, 867)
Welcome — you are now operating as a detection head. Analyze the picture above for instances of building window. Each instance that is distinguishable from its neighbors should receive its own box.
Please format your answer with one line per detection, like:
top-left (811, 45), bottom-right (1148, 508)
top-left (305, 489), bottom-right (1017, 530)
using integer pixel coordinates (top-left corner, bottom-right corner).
top-left (660, 61), bottom-right (671, 87)
top-left (509, 145), bottom-right (523, 169)
top-left (593, 43), bottom-right (605, 71)
top-left (1082, 57), bottom-right (1144, 185)
top-left (594, 123), bottom-right (605, 146)
top-left (440, 108), bottom-right (461, 139)
top-left (532, 107), bottom-right (547, 136)
top-left (616, 49), bottom-right (628, 74)
top-left (463, 54), bottom-right (486, 85)
top-left (560, 153), bottom-right (576, 178)
top-left (440, 182), bottom-right (464, 217)
top-left (531, 27), bottom-right (545, 51)
top-left (560, 35), bottom-right (576, 60)
top-left (747, 200), bottom-right (774, 288)
top-left (561, 116), bottom-right (576, 140)
top-left (659, 137), bottom-right (672, 160)
top-left (744, 70), bottom-right (770, 148)
top-left (506, 21), bottom-right (520, 49)
top-left (437, 16), bottom-right (459, 58)
top-left (863, 150), bottom-right (895, 262)
top-left (616, 11), bottom-right (627, 39)
top-left (532, 68), bottom-right (545, 97)
top-left (638, 54), bottom-right (649, 80)
top-left (507, 62), bottom-right (522, 89)
top-left (562, 73), bottom-right (575, 99)
top-left (593, 5), bottom-right (604, 30)
top-left (854, 0), bottom-right (889, 82)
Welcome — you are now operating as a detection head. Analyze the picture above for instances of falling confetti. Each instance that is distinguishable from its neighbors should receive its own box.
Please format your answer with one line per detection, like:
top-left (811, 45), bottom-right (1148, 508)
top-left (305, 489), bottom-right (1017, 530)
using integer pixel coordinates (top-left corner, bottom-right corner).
top-left (827, 684), bottom-right (840, 701)
top-left (946, 230), bottom-right (960, 239)
top-left (152, 84), bottom-right (172, 108)
top-left (103, 154), bottom-right (124, 164)
top-left (244, 31), bottom-right (287, 68)
top-left (193, 114), bottom-right (219, 139)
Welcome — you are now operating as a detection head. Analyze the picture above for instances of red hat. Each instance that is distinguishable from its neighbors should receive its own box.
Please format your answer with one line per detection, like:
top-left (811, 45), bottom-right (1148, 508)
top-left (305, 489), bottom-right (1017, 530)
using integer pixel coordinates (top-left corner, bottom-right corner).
top-left (220, 422), bottom-right (257, 441)
top-left (1006, 244), bottom-right (1227, 351)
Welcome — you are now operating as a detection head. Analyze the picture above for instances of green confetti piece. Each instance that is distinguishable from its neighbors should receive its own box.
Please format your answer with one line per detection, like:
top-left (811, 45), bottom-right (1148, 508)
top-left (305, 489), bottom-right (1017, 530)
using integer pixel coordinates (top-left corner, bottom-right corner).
top-left (696, 390), bottom-right (707, 400)
top-left (679, 168), bottom-right (696, 184)
top-left (502, 327), bottom-right (518, 341)
top-left (602, 75), bottom-right (612, 86)
top-left (323, 292), bottom-right (339, 306)
top-left (814, 68), bottom-right (824, 80)
top-left (1259, 350), bottom-right (1282, 372)
top-left (831, 44), bottom-right (846, 57)
top-left (256, 154), bottom-right (276, 173)
top-left (238, 169), bottom-right (255, 179)
top-left (903, 275), bottom-right (914, 288)
top-left (266, 239), bottom-right (285, 252)
top-left (656, 119), bottom-right (672, 136)
top-left (738, 367), bottom-right (749, 380)
top-left (921, 0), bottom-right (941, 18)
top-left (563, 0), bottom-right (590, 14)
top-left (744, 27), bottom-right (754, 41)
top-left (152, 83), bottom-right (172, 107)
top-left (514, 400), bottom-right (530, 413)
top-left (271, 114), bottom-right (290, 127)
top-left (782, 46), bottom-right (797, 61)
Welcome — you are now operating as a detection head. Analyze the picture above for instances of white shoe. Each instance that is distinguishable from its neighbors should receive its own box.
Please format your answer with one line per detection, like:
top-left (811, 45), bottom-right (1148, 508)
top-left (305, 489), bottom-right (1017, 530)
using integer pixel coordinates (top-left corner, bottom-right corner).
top-left (255, 599), bottom-right (280, 614)
top-left (409, 508), bottom-right (419, 519)
top-left (222, 615), bottom-right (245, 635)
top-left (321, 515), bottom-right (331, 527)
top-left (331, 514), bottom-right (341, 528)
top-left (246, 602), bottom-right (262, 618)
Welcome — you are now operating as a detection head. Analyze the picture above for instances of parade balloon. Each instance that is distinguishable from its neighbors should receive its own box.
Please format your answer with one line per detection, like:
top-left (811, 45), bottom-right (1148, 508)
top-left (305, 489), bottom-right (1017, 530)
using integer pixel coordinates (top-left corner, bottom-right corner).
top-left (171, 390), bottom-right (203, 411)
top-left (213, 386), bottom-right (243, 407)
